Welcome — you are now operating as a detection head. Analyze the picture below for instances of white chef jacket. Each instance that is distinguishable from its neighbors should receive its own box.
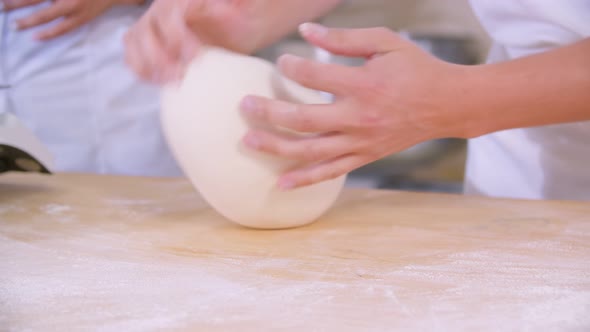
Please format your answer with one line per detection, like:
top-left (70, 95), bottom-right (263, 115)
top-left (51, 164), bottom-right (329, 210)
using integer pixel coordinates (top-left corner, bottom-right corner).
top-left (464, 0), bottom-right (590, 200)
top-left (0, 2), bottom-right (181, 176)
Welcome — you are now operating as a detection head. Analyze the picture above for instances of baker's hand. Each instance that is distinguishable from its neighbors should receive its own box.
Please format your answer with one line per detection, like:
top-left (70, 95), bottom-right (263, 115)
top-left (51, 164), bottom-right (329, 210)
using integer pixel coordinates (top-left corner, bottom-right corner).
top-left (124, 0), bottom-right (263, 83)
top-left (240, 24), bottom-right (472, 190)
top-left (3, 0), bottom-right (143, 41)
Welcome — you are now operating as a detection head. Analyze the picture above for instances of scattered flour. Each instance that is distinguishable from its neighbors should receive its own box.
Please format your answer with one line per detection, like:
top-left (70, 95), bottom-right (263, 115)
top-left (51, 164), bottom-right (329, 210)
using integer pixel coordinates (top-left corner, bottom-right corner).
top-left (41, 204), bottom-right (72, 215)
top-left (1, 194), bottom-right (588, 331)
top-left (40, 204), bottom-right (75, 223)
top-left (1, 227), bottom-right (588, 332)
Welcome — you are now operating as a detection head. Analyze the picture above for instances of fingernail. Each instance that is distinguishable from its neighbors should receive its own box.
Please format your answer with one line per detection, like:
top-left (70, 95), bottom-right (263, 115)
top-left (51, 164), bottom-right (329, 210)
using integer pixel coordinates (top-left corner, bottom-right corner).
top-left (278, 54), bottom-right (299, 65)
top-left (278, 178), bottom-right (296, 191)
top-left (243, 133), bottom-right (260, 149)
top-left (299, 22), bottom-right (327, 38)
top-left (240, 96), bottom-right (259, 114)
top-left (277, 54), bottom-right (300, 74)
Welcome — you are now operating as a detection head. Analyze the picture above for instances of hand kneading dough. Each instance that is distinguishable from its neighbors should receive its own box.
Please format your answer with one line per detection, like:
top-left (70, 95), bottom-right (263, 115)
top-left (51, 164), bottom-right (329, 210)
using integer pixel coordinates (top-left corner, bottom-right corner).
top-left (160, 47), bottom-right (346, 229)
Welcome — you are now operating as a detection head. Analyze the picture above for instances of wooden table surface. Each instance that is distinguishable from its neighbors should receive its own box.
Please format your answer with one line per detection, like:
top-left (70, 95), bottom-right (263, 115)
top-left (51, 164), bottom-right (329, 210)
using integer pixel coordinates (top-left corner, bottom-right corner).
top-left (1, 173), bottom-right (589, 331)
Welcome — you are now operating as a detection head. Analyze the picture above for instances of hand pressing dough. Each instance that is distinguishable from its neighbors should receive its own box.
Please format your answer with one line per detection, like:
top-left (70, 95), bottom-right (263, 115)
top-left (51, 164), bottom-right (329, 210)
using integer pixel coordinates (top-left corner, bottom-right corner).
top-left (160, 47), bottom-right (346, 229)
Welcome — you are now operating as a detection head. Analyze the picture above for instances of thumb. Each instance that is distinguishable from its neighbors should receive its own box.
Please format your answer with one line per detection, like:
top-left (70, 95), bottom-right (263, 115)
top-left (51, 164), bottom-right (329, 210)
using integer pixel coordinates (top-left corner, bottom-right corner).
top-left (298, 23), bottom-right (405, 58)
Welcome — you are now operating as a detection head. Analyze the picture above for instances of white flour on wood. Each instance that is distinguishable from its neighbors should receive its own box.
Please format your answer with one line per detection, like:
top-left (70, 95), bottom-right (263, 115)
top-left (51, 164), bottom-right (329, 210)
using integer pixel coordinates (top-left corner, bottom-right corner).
top-left (1, 180), bottom-right (589, 331)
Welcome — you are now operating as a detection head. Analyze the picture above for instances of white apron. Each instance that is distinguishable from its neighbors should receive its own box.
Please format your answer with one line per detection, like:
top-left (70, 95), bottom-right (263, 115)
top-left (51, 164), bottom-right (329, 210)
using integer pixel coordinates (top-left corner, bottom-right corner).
top-left (0, 2), bottom-right (181, 176)
top-left (465, 0), bottom-right (590, 200)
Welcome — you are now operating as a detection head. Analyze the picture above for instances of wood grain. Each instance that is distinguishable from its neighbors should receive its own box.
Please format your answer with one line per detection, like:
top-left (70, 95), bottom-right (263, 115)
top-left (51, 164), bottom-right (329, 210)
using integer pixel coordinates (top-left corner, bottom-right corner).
top-left (1, 173), bottom-right (589, 331)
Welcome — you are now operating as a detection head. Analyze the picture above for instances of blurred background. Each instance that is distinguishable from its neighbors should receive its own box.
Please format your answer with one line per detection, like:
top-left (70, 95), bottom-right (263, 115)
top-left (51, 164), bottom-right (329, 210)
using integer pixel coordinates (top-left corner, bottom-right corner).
top-left (2, 0), bottom-right (493, 189)
top-left (256, 0), bottom-right (492, 193)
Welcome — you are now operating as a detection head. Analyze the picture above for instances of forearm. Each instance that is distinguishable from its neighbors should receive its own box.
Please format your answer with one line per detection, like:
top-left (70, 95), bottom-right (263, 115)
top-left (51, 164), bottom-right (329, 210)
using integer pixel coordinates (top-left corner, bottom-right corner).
top-left (251, 0), bottom-right (342, 50)
top-left (454, 38), bottom-right (590, 138)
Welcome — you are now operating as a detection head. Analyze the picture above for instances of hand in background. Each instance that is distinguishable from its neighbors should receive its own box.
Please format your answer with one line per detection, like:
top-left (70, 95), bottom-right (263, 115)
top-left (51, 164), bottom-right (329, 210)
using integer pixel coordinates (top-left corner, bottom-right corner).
top-left (124, 0), bottom-right (264, 84)
top-left (2, 0), bottom-right (144, 40)
top-left (124, 0), bottom-right (340, 83)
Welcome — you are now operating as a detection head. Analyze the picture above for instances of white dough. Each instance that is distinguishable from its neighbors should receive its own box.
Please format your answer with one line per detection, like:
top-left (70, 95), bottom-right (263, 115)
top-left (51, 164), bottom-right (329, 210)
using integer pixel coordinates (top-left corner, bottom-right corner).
top-left (160, 47), bottom-right (346, 229)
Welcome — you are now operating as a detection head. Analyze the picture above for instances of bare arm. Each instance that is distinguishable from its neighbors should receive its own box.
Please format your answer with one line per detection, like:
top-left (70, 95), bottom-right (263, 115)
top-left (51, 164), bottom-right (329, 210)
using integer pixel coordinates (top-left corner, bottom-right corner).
top-left (456, 38), bottom-right (590, 137)
top-left (235, 25), bottom-right (590, 189)
top-left (244, 0), bottom-right (343, 52)
top-left (184, 0), bottom-right (343, 54)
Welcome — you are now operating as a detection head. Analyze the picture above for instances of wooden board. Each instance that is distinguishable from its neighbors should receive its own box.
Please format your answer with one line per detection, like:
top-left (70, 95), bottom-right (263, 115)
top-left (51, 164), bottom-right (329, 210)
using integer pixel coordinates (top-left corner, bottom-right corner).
top-left (1, 173), bottom-right (589, 331)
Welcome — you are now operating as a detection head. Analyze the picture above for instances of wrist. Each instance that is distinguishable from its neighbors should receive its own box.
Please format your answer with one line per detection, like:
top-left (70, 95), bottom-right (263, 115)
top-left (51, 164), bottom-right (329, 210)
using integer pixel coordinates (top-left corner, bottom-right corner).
top-left (449, 64), bottom-right (490, 139)
top-left (422, 62), bottom-right (485, 140)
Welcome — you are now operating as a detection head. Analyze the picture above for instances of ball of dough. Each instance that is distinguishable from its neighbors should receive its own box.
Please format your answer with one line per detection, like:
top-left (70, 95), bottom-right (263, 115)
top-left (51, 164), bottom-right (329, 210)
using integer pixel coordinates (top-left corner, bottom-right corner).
top-left (160, 47), bottom-right (346, 229)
